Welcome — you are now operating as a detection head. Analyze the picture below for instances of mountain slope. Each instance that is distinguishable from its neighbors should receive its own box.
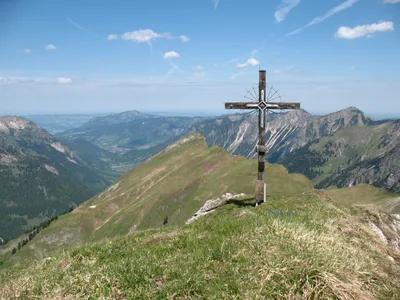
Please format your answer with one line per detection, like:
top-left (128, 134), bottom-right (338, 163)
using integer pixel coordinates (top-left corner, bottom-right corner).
top-left (323, 184), bottom-right (400, 214)
top-left (194, 107), bottom-right (374, 162)
top-left (1, 133), bottom-right (312, 266)
top-left (2, 175), bottom-right (400, 298)
top-left (282, 120), bottom-right (400, 194)
top-left (0, 116), bottom-right (118, 242)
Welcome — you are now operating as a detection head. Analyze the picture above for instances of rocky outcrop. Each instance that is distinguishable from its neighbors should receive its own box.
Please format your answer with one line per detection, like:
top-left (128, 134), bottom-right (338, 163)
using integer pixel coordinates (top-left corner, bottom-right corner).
top-left (368, 213), bottom-right (400, 250)
top-left (186, 193), bottom-right (247, 224)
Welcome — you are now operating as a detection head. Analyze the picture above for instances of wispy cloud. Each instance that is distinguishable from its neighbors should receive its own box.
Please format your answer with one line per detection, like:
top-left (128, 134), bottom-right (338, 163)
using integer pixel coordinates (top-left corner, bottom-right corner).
top-left (119, 29), bottom-right (188, 52)
top-left (163, 51), bottom-right (180, 59)
top-left (0, 76), bottom-right (74, 85)
top-left (229, 72), bottom-right (246, 80)
top-left (107, 34), bottom-right (118, 40)
top-left (166, 61), bottom-right (184, 76)
top-left (24, 49), bottom-right (31, 54)
top-left (335, 21), bottom-right (394, 39)
top-left (179, 35), bottom-right (190, 43)
top-left (121, 29), bottom-right (189, 43)
top-left (45, 44), bottom-right (57, 50)
top-left (383, 0), bottom-right (400, 3)
top-left (57, 78), bottom-right (73, 84)
top-left (213, 0), bottom-right (220, 10)
top-left (67, 17), bottom-right (86, 31)
top-left (67, 17), bottom-right (106, 40)
top-left (275, 0), bottom-right (301, 22)
top-left (288, 0), bottom-right (360, 35)
top-left (236, 58), bottom-right (260, 69)
top-left (236, 50), bottom-right (260, 69)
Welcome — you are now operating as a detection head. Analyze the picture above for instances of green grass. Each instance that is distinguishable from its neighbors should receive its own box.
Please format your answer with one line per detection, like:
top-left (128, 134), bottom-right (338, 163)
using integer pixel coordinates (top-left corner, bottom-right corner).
top-left (325, 184), bottom-right (400, 214)
top-left (1, 133), bottom-right (400, 298)
top-left (1, 194), bottom-right (400, 299)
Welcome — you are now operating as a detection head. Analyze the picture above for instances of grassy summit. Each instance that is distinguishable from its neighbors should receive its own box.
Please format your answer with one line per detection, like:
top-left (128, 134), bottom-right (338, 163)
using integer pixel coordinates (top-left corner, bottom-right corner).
top-left (1, 192), bottom-right (400, 298)
top-left (1, 133), bottom-right (399, 298)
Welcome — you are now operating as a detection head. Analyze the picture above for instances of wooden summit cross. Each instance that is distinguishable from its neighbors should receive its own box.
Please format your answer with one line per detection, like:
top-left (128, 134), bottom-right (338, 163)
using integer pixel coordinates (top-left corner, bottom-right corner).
top-left (225, 70), bottom-right (300, 205)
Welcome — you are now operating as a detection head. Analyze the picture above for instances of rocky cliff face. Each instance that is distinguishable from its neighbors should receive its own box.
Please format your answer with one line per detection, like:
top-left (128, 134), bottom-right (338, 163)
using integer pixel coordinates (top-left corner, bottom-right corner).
top-left (282, 119), bottom-right (400, 193)
top-left (194, 107), bottom-right (373, 163)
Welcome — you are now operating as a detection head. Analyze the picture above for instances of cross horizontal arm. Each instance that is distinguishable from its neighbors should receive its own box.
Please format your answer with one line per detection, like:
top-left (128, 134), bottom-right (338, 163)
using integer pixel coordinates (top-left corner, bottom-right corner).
top-left (225, 102), bottom-right (258, 110)
top-left (225, 102), bottom-right (300, 110)
top-left (266, 102), bottom-right (301, 110)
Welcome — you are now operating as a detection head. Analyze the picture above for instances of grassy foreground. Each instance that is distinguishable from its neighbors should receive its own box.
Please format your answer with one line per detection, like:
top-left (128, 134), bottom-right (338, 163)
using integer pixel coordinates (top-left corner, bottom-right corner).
top-left (1, 193), bottom-right (400, 299)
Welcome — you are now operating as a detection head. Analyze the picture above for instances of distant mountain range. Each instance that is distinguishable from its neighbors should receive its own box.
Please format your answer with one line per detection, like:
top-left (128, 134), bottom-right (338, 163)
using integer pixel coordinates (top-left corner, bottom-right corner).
top-left (57, 106), bottom-right (399, 193)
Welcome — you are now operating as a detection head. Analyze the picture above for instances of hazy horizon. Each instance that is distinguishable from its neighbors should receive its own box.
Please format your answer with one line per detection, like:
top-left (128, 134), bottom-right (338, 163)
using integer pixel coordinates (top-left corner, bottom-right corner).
top-left (0, 108), bottom-right (397, 122)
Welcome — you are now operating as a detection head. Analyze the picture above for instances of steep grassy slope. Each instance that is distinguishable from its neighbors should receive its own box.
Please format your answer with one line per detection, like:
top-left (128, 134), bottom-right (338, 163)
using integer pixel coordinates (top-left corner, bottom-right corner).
top-left (1, 188), bottom-right (400, 298)
top-left (282, 120), bottom-right (400, 193)
top-left (1, 133), bottom-right (312, 267)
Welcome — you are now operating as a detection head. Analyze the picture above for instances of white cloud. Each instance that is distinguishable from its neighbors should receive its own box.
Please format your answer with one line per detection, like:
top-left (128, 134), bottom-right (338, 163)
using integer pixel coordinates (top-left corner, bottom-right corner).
top-left (45, 44), bottom-right (57, 50)
top-left (275, 0), bottom-right (301, 22)
top-left (107, 34), bottom-right (118, 40)
top-left (383, 0), bottom-right (400, 3)
top-left (122, 29), bottom-right (158, 43)
top-left (213, 0), bottom-right (220, 10)
top-left (351, 66), bottom-right (357, 71)
top-left (24, 49), bottom-right (31, 54)
top-left (163, 51), bottom-right (180, 59)
top-left (236, 58), bottom-right (260, 69)
top-left (180, 35), bottom-right (190, 43)
top-left (57, 78), bottom-right (72, 84)
top-left (288, 0), bottom-right (360, 35)
top-left (121, 29), bottom-right (189, 44)
top-left (335, 21), bottom-right (394, 39)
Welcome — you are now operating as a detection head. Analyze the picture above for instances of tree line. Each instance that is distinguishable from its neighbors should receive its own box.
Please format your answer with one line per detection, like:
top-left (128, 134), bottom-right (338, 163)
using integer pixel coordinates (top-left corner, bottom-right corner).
top-left (1, 205), bottom-right (76, 264)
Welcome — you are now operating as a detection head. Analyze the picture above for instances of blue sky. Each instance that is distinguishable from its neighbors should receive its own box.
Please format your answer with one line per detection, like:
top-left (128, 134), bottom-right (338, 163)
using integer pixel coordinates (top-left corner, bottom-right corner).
top-left (0, 0), bottom-right (399, 116)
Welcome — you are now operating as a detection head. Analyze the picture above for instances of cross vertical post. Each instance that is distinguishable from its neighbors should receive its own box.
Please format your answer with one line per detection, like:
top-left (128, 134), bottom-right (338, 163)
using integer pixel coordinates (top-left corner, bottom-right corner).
top-left (256, 70), bottom-right (267, 203)
top-left (224, 70), bottom-right (300, 205)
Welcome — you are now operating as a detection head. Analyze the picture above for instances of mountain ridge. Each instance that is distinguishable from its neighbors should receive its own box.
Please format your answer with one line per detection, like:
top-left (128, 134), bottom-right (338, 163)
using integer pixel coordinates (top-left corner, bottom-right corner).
top-left (0, 116), bottom-right (122, 242)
